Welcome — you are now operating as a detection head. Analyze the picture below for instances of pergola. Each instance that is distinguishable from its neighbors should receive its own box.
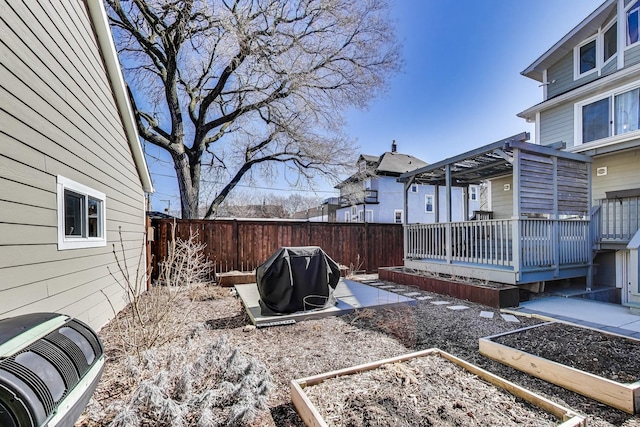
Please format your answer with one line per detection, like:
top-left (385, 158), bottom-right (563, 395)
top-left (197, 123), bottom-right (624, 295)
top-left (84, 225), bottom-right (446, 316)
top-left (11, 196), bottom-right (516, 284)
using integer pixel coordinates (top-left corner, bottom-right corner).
top-left (398, 133), bottom-right (595, 287)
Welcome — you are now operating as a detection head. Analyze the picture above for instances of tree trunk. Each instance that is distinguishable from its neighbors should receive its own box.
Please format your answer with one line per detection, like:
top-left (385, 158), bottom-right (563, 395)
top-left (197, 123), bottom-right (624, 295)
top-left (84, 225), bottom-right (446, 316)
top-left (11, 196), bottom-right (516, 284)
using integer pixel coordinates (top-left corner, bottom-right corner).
top-left (173, 151), bottom-right (200, 218)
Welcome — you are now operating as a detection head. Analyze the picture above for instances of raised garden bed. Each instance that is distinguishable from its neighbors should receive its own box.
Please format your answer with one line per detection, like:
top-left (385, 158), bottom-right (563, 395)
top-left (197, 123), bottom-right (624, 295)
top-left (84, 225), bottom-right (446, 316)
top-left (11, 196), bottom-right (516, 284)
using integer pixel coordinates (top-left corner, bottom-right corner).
top-left (480, 322), bottom-right (640, 414)
top-left (379, 267), bottom-right (519, 308)
top-left (215, 270), bottom-right (255, 287)
top-left (291, 348), bottom-right (585, 426)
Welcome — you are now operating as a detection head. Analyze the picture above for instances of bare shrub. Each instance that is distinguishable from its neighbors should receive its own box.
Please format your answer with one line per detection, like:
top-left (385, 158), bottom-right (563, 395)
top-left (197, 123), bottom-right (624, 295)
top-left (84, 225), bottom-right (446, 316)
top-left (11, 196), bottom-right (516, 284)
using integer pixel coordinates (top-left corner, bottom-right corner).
top-left (346, 254), bottom-right (364, 278)
top-left (107, 335), bottom-right (272, 427)
top-left (106, 223), bottom-right (212, 358)
top-left (157, 224), bottom-right (212, 288)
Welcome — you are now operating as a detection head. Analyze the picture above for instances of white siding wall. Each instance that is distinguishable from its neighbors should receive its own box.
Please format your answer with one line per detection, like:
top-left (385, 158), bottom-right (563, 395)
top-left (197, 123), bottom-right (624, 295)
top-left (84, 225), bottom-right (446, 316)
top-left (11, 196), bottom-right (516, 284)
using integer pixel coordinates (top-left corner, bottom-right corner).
top-left (0, 0), bottom-right (146, 330)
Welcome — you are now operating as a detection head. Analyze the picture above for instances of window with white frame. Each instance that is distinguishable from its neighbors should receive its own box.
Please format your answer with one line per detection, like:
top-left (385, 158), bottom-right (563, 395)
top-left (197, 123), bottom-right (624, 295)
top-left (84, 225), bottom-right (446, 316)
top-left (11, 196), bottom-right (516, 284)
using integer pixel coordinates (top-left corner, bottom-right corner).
top-left (394, 209), bottom-right (403, 223)
top-left (575, 37), bottom-right (597, 78)
top-left (576, 82), bottom-right (640, 144)
top-left (628, 1), bottom-right (640, 46)
top-left (344, 211), bottom-right (351, 222)
top-left (351, 205), bottom-right (357, 216)
top-left (604, 21), bottom-right (617, 62)
top-left (364, 178), bottom-right (372, 190)
top-left (57, 176), bottom-right (106, 250)
top-left (470, 186), bottom-right (478, 201)
top-left (365, 210), bottom-right (373, 223)
top-left (425, 195), bottom-right (434, 213)
top-left (573, 19), bottom-right (617, 80)
top-left (410, 184), bottom-right (418, 193)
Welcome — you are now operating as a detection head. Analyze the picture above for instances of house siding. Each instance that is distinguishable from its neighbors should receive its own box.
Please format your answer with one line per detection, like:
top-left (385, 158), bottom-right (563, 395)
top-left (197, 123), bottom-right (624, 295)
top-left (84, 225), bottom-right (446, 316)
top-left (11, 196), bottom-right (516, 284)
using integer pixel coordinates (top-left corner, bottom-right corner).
top-left (539, 103), bottom-right (574, 147)
top-left (547, 51), bottom-right (574, 99)
top-left (592, 149), bottom-right (640, 201)
top-left (601, 58), bottom-right (618, 77)
top-left (624, 43), bottom-right (640, 68)
top-left (0, 0), bottom-right (146, 330)
top-left (490, 176), bottom-right (513, 219)
top-left (336, 177), bottom-right (475, 224)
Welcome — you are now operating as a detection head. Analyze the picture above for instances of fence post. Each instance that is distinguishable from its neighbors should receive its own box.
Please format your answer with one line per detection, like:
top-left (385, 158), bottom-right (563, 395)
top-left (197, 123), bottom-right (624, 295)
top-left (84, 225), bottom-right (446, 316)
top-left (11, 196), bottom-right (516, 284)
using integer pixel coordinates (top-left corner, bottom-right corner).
top-left (233, 219), bottom-right (239, 271)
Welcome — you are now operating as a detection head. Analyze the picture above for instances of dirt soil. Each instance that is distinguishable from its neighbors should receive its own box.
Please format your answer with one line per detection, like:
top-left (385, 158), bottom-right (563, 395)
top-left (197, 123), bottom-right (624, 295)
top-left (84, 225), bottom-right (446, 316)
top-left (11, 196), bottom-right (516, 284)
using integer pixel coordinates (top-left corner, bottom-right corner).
top-left (79, 278), bottom-right (640, 426)
top-left (303, 355), bottom-right (559, 427)
top-left (492, 322), bottom-right (640, 384)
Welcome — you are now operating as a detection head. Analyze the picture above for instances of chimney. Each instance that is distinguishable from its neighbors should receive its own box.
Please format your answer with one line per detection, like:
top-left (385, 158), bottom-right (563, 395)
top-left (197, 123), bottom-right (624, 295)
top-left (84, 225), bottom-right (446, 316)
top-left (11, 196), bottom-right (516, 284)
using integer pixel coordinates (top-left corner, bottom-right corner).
top-left (391, 140), bottom-right (397, 153)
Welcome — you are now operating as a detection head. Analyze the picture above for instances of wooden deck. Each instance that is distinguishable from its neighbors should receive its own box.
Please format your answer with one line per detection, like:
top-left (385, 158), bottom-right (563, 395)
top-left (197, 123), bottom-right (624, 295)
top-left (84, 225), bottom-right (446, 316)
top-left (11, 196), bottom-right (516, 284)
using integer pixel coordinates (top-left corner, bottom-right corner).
top-left (405, 218), bottom-right (591, 285)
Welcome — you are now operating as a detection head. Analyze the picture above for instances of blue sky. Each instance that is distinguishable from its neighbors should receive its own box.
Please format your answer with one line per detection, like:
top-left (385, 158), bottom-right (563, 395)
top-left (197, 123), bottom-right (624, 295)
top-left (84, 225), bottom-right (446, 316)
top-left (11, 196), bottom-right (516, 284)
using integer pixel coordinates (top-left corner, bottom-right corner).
top-left (148, 0), bottom-right (604, 213)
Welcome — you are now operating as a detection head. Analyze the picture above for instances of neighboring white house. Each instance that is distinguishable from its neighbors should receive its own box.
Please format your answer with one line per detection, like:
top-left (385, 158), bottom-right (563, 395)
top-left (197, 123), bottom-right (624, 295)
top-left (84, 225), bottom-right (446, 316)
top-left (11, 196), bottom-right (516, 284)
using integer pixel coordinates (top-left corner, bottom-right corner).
top-left (518, 0), bottom-right (640, 306)
top-left (0, 0), bottom-right (153, 330)
top-left (336, 142), bottom-right (480, 224)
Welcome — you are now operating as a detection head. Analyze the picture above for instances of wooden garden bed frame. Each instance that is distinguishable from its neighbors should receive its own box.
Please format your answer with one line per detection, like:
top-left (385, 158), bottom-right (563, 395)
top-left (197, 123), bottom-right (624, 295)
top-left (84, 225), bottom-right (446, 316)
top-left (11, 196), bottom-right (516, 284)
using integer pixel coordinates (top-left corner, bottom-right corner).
top-left (291, 348), bottom-right (585, 426)
top-left (480, 323), bottom-right (640, 414)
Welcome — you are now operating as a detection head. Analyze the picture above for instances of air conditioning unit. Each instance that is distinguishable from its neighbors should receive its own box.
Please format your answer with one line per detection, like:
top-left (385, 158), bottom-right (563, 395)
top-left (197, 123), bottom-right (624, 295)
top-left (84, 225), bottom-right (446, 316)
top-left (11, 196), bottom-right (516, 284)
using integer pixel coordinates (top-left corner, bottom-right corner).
top-left (0, 313), bottom-right (104, 427)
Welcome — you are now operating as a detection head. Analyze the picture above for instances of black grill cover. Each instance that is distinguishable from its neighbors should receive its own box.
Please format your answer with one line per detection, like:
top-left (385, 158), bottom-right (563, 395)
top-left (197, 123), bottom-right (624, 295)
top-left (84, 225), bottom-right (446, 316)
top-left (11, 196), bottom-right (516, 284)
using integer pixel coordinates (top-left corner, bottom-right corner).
top-left (256, 246), bottom-right (340, 315)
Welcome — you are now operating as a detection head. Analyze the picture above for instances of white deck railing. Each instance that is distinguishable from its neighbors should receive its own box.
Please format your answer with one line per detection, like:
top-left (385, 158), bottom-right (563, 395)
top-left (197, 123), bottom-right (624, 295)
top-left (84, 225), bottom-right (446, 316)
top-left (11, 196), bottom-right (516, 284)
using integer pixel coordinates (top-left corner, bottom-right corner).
top-left (406, 219), bottom-right (590, 270)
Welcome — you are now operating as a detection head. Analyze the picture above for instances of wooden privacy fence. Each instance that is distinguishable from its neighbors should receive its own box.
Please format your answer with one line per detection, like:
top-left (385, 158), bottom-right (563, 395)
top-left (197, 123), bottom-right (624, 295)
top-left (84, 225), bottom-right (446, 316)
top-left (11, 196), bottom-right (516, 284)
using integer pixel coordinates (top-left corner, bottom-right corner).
top-left (150, 219), bottom-right (404, 279)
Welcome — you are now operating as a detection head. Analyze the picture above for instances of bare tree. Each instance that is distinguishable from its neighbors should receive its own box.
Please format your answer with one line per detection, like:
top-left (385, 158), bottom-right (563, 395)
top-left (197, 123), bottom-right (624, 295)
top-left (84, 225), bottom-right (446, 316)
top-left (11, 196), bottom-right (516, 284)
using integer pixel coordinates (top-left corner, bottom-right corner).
top-left (207, 190), bottom-right (322, 218)
top-left (105, 0), bottom-right (401, 218)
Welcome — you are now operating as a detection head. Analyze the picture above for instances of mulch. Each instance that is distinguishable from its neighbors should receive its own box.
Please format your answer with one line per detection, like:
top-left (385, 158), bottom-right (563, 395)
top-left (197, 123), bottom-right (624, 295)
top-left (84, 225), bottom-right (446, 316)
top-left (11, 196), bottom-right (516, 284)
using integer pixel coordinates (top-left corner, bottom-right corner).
top-left (79, 279), bottom-right (640, 426)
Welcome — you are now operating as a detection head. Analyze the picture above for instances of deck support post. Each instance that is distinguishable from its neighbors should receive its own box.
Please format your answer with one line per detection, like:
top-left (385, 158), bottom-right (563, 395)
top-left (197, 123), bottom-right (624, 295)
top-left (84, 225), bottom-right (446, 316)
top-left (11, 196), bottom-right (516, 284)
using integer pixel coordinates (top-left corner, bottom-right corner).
top-left (552, 157), bottom-right (560, 278)
top-left (586, 162), bottom-right (593, 291)
top-left (512, 149), bottom-right (521, 278)
top-left (403, 177), bottom-right (415, 262)
top-left (445, 164), bottom-right (452, 264)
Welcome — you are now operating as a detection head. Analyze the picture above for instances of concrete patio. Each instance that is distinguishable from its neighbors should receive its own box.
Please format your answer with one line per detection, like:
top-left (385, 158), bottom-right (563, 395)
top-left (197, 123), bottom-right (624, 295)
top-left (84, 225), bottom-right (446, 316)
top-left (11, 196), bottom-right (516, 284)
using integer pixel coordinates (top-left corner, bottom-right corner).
top-left (235, 278), bottom-right (415, 327)
top-left (508, 297), bottom-right (640, 339)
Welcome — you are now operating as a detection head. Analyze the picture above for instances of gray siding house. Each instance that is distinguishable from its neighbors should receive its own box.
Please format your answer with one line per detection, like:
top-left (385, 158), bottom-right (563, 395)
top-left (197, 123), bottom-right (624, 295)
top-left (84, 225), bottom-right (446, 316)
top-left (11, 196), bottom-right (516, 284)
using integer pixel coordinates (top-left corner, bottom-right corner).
top-left (0, 0), bottom-right (153, 330)
top-left (400, 0), bottom-right (640, 304)
top-left (518, 0), bottom-right (640, 307)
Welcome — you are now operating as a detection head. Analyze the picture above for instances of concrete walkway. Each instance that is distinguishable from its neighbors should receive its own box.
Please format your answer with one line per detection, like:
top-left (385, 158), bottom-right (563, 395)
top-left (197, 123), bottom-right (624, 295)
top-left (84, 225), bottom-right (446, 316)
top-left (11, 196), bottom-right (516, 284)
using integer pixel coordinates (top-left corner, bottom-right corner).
top-left (509, 297), bottom-right (640, 339)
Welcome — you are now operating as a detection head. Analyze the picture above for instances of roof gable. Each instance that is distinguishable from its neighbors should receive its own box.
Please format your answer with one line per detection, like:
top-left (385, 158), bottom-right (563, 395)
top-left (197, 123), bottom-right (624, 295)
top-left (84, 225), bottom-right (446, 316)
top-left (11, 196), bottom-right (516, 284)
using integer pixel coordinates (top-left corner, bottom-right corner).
top-left (522, 0), bottom-right (616, 82)
top-left (376, 151), bottom-right (428, 174)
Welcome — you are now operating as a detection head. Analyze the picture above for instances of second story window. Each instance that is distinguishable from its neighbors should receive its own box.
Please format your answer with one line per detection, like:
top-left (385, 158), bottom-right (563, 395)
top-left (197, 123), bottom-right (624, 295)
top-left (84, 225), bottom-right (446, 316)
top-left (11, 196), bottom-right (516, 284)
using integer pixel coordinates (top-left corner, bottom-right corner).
top-left (470, 186), bottom-right (478, 201)
top-left (577, 38), bottom-right (596, 76)
top-left (604, 22), bottom-right (617, 62)
top-left (358, 160), bottom-right (367, 173)
top-left (577, 83), bottom-right (640, 144)
top-left (425, 195), bottom-right (434, 213)
top-left (410, 184), bottom-right (418, 193)
top-left (573, 19), bottom-right (617, 81)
